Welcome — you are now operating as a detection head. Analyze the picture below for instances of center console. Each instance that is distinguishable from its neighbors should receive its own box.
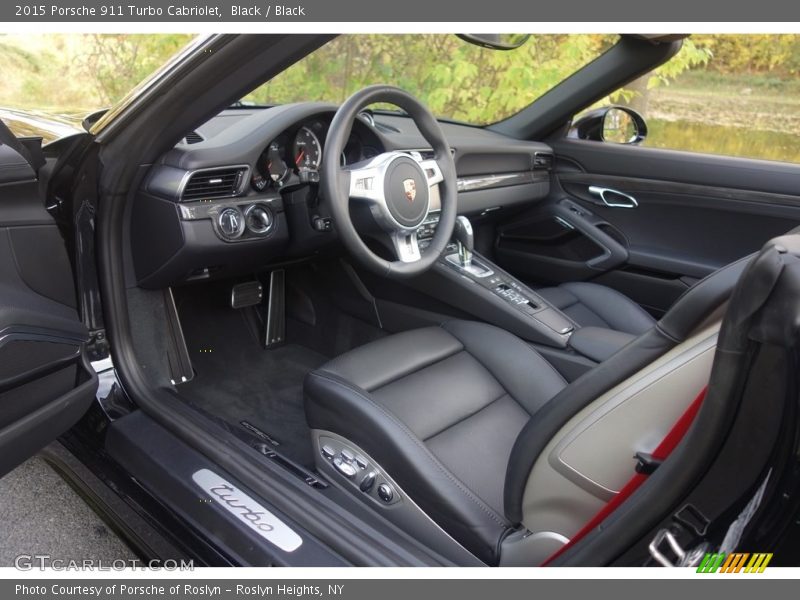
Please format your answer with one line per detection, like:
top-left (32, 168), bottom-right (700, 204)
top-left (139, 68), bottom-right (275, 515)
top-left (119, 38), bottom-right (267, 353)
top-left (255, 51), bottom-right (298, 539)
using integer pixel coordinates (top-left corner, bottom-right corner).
top-left (416, 212), bottom-right (576, 348)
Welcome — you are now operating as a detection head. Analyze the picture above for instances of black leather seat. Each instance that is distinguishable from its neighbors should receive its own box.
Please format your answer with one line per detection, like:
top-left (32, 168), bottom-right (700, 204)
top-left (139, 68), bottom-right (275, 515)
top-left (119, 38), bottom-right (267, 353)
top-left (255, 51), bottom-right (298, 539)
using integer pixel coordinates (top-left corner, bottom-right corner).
top-left (535, 281), bottom-right (656, 335)
top-left (305, 321), bottom-right (566, 562)
top-left (304, 253), bottom-right (756, 564)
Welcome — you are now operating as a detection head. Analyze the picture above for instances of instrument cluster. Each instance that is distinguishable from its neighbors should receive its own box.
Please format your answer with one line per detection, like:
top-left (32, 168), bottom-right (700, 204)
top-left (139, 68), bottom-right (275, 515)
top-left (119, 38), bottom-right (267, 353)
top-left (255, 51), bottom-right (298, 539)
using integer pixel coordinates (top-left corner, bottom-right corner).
top-left (250, 118), bottom-right (381, 192)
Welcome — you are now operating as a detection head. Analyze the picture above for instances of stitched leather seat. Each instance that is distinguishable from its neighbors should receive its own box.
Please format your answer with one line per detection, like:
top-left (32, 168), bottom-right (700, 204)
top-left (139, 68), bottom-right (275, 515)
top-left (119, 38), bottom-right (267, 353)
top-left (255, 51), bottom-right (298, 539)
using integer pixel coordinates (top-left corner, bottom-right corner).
top-left (305, 320), bottom-right (566, 563)
top-left (304, 252), bottom-right (757, 564)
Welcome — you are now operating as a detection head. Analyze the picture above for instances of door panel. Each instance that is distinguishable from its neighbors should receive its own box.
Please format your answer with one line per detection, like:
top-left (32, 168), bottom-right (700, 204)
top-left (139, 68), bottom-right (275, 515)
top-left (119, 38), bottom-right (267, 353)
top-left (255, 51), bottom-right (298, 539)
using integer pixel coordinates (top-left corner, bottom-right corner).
top-left (0, 126), bottom-right (97, 477)
top-left (495, 138), bottom-right (800, 316)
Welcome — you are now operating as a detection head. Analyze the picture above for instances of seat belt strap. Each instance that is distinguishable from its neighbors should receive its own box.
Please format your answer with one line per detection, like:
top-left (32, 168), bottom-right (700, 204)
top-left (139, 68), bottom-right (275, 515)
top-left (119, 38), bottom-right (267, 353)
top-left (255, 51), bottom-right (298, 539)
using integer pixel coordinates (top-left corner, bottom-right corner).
top-left (541, 385), bottom-right (708, 566)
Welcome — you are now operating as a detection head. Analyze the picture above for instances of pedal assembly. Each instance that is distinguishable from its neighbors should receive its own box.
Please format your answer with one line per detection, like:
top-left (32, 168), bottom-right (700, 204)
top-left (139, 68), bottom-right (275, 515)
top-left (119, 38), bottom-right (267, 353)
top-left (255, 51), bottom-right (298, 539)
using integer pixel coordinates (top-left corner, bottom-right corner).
top-left (230, 269), bottom-right (286, 349)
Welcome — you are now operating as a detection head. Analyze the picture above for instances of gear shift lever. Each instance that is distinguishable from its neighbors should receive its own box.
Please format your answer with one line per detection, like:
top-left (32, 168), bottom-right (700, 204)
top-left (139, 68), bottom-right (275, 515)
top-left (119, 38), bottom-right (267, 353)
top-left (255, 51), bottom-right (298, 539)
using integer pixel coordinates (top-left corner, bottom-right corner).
top-left (453, 216), bottom-right (474, 268)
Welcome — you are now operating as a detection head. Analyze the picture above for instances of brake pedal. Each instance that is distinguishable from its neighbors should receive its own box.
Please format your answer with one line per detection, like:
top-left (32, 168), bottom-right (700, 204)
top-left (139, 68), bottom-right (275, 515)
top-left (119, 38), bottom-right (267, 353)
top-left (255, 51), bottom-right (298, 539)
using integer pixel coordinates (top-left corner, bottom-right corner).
top-left (230, 281), bottom-right (263, 309)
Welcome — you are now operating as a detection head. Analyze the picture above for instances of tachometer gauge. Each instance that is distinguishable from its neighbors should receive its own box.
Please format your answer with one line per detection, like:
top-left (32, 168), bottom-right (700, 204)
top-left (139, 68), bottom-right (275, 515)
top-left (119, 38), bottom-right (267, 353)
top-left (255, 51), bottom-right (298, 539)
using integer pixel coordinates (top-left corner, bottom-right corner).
top-left (252, 140), bottom-right (289, 191)
top-left (292, 126), bottom-right (322, 172)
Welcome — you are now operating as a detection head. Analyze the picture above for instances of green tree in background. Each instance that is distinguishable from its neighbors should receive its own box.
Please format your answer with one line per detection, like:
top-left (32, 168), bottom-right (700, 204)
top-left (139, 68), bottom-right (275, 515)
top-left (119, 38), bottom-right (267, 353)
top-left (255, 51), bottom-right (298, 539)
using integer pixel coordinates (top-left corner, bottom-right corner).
top-left (2, 34), bottom-right (800, 162)
top-left (77, 34), bottom-right (192, 104)
top-left (0, 33), bottom-right (191, 112)
top-left (612, 39), bottom-right (712, 115)
top-left (246, 34), bottom-right (619, 124)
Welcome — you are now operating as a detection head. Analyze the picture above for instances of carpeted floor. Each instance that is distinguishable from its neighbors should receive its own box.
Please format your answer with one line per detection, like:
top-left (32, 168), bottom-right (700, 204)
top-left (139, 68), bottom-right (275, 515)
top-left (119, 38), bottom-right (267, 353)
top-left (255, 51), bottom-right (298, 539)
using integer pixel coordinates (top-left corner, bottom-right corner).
top-left (176, 291), bottom-right (329, 468)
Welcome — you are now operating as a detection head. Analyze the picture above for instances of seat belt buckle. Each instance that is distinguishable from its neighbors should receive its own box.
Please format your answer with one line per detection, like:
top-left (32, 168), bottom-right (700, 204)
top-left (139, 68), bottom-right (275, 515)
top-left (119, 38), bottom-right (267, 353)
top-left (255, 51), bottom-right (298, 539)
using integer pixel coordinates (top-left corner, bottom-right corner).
top-left (648, 527), bottom-right (708, 567)
top-left (634, 451), bottom-right (663, 475)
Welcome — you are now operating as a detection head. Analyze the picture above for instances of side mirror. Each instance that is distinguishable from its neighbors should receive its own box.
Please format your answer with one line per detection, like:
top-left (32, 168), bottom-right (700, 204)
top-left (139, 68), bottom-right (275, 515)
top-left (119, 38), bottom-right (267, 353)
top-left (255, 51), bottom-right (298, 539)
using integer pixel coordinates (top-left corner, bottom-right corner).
top-left (456, 34), bottom-right (530, 51)
top-left (569, 106), bottom-right (647, 145)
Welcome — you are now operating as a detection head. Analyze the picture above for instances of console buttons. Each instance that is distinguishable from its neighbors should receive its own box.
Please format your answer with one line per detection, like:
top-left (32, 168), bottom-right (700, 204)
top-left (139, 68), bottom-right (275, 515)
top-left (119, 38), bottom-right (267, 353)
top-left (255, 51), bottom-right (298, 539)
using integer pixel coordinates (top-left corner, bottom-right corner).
top-left (299, 170), bottom-right (320, 184)
top-left (341, 448), bottom-right (355, 462)
top-left (355, 455), bottom-right (368, 469)
top-left (313, 216), bottom-right (333, 232)
top-left (333, 457), bottom-right (357, 478)
top-left (359, 471), bottom-right (377, 492)
top-left (377, 483), bottom-right (395, 503)
top-left (321, 445), bottom-right (335, 460)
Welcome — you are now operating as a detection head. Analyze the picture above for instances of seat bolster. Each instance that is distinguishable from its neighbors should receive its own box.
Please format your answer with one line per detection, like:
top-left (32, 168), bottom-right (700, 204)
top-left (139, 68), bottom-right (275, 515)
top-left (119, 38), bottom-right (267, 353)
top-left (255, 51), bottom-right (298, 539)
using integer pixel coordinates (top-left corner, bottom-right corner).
top-left (318, 326), bottom-right (462, 391)
top-left (305, 369), bottom-right (511, 565)
top-left (441, 320), bottom-right (566, 414)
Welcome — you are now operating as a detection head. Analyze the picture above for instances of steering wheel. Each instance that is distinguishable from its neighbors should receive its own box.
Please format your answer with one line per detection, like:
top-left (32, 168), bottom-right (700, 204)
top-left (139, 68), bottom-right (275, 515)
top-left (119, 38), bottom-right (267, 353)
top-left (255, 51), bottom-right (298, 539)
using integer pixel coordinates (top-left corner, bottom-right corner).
top-left (321, 85), bottom-right (458, 278)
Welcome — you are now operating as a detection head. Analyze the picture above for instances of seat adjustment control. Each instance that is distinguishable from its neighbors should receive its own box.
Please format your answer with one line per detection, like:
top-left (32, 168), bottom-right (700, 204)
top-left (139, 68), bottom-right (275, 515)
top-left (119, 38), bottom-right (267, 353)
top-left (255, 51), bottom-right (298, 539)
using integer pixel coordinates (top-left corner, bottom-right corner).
top-left (377, 483), bottom-right (395, 503)
top-left (359, 471), bottom-right (377, 492)
top-left (333, 456), bottom-right (357, 478)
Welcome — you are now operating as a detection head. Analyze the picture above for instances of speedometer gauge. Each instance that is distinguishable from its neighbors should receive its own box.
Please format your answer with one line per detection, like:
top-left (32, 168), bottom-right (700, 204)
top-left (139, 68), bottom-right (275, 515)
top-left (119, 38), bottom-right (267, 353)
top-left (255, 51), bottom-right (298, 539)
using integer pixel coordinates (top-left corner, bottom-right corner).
top-left (293, 126), bottom-right (322, 172)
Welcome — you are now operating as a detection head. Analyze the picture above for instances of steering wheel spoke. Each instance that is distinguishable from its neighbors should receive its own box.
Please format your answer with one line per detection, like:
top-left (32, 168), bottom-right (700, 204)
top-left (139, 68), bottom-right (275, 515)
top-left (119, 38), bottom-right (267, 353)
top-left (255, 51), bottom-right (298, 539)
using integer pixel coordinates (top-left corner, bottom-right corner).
top-left (346, 159), bottom-right (384, 204)
top-left (418, 158), bottom-right (444, 188)
top-left (390, 231), bottom-right (422, 263)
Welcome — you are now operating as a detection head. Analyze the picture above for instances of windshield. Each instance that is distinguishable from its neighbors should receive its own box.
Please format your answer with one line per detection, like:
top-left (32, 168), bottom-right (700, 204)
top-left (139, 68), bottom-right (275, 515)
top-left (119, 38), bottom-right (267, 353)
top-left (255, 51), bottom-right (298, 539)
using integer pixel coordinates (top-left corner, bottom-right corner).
top-left (243, 34), bottom-right (617, 125)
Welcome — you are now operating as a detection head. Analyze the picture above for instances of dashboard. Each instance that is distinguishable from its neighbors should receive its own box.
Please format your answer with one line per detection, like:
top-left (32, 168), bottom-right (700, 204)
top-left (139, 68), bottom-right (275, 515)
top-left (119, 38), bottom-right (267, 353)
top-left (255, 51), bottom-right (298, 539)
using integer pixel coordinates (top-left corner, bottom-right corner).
top-left (132, 102), bottom-right (553, 289)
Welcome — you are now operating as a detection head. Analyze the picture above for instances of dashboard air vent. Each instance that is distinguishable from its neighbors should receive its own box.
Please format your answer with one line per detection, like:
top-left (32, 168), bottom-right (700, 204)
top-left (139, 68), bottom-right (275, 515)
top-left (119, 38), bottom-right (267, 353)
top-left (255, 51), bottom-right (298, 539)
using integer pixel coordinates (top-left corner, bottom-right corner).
top-left (184, 131), bottom-right (204, 144)
top-left (533, 152), bottom-right (554, 170)
top-left (182, 167), bottom-right (245, 201)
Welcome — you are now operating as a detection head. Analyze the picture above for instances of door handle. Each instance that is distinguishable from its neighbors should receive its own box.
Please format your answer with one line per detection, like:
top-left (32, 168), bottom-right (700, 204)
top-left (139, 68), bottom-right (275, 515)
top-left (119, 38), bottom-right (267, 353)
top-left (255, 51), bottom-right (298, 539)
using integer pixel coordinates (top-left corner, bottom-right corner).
top-left (588, 186), bottom-right (638, 209)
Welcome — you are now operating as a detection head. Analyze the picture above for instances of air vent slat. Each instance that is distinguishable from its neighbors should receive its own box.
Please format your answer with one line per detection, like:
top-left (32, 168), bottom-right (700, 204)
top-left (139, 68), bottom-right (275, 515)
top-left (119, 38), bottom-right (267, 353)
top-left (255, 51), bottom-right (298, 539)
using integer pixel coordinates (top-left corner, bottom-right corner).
top-left (181, 167), bottom-right (245, 201)
top-left (184, 131), bottom-right (204, 144)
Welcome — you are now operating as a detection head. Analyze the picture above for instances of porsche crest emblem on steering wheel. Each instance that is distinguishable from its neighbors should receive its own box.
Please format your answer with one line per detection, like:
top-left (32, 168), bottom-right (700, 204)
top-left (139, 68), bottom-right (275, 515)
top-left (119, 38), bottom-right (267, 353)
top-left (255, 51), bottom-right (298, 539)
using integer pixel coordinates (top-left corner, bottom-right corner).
top-left (403, 178), bottom-right (417, 203)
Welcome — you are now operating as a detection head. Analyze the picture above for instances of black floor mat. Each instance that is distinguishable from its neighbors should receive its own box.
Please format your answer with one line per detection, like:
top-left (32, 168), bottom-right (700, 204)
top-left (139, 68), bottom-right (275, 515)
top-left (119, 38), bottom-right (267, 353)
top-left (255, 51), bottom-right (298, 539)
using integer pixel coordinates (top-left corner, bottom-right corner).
top-left (177, 293), bottom-right (328, 468)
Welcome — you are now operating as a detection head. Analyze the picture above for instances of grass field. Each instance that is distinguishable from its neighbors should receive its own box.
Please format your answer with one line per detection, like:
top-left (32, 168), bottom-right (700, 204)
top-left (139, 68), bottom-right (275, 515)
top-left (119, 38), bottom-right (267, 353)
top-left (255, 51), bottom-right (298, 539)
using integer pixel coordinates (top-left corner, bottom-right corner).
top-left (641, 71), bottom-right (800, 163)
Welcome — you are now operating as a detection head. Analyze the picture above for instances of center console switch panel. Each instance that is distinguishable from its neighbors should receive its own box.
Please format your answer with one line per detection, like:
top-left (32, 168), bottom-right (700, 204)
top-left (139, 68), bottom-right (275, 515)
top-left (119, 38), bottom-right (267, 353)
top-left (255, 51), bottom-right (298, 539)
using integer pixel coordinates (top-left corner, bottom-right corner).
top-left (470, 272), bottom-right (573, 334)
top-left (426, 253), bottom-right (575, 348)
top-left (414, 212), bottom-right (576, 348)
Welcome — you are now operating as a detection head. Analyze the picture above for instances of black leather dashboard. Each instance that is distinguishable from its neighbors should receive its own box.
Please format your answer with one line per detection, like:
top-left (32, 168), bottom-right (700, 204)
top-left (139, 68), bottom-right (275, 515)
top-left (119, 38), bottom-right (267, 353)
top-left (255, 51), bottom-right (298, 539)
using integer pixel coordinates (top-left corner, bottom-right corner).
top-left (132, 103), bottom-right (553, 288)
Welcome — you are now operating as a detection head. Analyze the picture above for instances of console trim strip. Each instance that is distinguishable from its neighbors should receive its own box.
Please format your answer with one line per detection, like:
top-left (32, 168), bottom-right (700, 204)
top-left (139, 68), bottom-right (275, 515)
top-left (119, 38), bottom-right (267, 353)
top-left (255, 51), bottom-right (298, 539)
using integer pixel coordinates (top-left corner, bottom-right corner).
top-left (456, 171), bottom-right (534, 193)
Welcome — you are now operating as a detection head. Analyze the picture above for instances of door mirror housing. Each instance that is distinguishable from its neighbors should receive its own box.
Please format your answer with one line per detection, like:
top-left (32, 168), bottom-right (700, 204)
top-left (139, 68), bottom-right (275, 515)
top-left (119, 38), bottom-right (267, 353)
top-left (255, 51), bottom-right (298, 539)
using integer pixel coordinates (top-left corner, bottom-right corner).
top-left (569, 105), bottom-right (648, 145)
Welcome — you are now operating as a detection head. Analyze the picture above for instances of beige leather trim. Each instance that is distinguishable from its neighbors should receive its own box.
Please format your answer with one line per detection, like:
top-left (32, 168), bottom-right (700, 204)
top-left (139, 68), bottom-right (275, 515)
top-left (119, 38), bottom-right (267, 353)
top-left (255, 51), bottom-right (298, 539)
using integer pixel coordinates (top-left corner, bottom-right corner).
top-left (520, 322), bottom-right (720, 549)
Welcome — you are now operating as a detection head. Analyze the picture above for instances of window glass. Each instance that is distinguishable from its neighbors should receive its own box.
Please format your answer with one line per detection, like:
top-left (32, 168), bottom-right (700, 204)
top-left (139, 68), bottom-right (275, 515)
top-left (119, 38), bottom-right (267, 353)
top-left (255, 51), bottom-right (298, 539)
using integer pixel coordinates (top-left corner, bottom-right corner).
top-left (577, 35), bottom-right (800, 163)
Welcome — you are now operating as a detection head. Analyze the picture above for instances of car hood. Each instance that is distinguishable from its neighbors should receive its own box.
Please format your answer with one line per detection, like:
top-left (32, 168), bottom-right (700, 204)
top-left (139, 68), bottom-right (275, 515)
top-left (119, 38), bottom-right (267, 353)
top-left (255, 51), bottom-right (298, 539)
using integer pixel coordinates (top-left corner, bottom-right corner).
top-left (0, 107), bottom-right (87, 145)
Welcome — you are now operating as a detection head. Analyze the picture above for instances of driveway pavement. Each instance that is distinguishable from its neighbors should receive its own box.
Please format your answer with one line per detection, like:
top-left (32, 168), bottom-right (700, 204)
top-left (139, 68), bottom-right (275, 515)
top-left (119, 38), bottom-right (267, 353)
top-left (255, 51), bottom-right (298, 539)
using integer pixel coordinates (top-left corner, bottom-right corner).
top-left (0, 456), bottom-right (134, 567)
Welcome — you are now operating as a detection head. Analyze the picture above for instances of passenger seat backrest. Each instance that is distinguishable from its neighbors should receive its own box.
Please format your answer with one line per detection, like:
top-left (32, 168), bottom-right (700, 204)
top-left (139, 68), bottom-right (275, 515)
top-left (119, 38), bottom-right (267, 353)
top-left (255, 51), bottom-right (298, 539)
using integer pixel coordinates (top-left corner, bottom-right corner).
top-left (506, 322), bottom-right (719, 565)
top-left (504, 253), bottom-right (755, 522)
top-left (500, 251), bottom-right (761, 564)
